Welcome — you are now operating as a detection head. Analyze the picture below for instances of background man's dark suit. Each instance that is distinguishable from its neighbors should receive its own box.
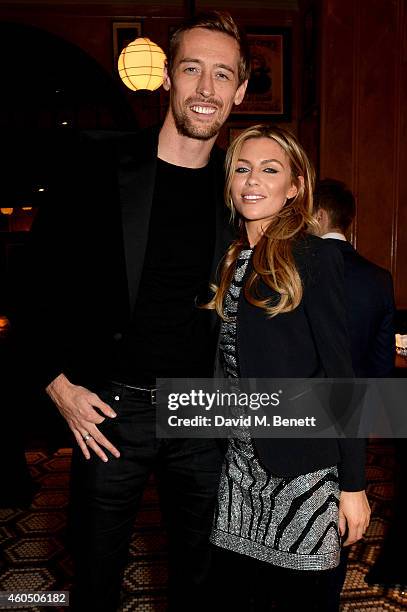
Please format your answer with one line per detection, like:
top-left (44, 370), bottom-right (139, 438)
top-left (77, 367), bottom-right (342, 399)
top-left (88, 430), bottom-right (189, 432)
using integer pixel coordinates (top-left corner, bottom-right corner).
top-left (324, 238), bottom-right (395, 377)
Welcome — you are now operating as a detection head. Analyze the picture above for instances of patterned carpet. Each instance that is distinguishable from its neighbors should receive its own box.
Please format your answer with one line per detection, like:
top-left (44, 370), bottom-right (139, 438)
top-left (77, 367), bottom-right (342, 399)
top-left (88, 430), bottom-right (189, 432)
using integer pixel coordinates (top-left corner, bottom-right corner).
top-left (0, 442), bottom-right (406, 611)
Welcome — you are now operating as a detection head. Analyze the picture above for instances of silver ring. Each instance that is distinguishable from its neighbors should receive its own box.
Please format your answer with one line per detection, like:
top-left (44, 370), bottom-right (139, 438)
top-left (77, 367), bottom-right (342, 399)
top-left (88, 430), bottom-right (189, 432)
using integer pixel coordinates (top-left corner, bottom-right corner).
top-left (83, 433), bottom-right (92, 442)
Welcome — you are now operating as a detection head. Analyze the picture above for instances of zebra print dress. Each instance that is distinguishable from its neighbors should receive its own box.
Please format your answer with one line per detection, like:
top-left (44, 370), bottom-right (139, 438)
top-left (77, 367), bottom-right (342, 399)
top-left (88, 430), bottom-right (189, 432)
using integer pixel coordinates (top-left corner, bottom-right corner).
top-left (210, 248), bottom-right (341, 571)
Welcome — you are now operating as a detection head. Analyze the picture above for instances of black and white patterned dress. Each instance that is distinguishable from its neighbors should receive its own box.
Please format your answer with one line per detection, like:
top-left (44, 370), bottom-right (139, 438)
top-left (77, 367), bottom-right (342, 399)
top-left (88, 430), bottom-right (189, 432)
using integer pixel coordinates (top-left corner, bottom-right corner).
top-left (210, 248), bottom-right (341, 571)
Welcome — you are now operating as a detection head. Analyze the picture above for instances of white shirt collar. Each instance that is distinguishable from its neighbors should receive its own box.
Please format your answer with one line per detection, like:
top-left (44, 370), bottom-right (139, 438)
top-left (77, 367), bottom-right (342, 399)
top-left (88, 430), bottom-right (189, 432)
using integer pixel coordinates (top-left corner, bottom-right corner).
top-left (321, 232), bottom-right (347, 242)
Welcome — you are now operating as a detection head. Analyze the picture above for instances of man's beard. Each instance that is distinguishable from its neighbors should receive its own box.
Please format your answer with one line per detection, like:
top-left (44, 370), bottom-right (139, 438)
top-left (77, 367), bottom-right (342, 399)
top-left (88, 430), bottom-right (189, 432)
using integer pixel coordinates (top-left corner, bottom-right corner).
top-left (172, 98), bottom-right (224, 141)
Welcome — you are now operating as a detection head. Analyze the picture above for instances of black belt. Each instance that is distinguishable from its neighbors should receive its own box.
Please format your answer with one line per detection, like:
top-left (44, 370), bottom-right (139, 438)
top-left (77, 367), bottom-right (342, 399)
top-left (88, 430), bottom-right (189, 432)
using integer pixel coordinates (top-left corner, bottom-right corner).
top-left (109, 380), bottom-right (157, 405)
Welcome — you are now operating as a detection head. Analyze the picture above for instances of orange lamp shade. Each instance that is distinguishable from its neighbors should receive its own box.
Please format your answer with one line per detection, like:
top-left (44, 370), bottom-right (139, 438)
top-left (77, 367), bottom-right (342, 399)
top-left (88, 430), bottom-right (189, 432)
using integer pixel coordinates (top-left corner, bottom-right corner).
top-left (118, 37), bottom-right (166, 92)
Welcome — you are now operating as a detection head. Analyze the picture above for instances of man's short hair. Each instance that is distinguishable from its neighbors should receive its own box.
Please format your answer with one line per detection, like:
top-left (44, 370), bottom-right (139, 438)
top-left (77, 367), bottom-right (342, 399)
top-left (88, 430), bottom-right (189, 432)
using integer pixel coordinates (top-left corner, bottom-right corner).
top-left (167, 11), bottom-right (251, 86)
top-left (314, 178), bottom-right (356, 233)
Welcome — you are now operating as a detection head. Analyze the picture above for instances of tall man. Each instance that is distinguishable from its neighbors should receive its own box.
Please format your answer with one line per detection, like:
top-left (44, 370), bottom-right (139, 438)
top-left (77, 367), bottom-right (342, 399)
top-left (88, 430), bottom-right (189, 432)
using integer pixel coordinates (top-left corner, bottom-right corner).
top-left (313, 178), bottom-right (395, 599)
top-left (28, 12), bottom-right (249, 612)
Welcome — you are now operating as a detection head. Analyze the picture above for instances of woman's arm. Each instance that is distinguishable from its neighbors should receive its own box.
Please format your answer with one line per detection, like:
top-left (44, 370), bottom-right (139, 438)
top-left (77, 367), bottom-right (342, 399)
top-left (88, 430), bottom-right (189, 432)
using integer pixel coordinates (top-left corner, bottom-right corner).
top-left (302, 238), bottom-right (366, 491)
top-left (302, 238), bottom-right (353, 378)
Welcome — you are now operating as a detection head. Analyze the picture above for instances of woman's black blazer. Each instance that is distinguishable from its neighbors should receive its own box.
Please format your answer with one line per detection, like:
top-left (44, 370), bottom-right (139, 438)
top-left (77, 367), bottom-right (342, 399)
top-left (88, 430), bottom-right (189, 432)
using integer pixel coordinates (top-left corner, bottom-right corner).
top-left (216, 234), bottom-right (365, 491)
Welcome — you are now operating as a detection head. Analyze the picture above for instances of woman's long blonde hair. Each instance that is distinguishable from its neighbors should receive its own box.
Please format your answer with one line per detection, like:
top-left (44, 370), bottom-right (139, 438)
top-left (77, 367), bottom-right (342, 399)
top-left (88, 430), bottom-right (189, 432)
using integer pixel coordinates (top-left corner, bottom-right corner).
top-left (207, 124), bottom-right (317, 319)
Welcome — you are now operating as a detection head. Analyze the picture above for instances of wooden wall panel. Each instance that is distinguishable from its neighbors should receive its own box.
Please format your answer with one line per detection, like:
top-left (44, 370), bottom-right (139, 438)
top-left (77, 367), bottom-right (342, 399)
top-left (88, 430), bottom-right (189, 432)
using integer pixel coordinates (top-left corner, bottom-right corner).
top-left (319, 0), bottom-right (407, 307)
top-left (355, 0), bottom-right (398, 271)
top-left (319, 0), bottom-right (355, 186)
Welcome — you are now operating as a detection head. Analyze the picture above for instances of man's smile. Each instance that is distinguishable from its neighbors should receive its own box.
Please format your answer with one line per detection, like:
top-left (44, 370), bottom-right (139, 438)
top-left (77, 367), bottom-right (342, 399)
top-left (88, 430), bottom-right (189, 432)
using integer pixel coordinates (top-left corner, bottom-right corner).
top-left (189, 105), bottom-right (217, 115)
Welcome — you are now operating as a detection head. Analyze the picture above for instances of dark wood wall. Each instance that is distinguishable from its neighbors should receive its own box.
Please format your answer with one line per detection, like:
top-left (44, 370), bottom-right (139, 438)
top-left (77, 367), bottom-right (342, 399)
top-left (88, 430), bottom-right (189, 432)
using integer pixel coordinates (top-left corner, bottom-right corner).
top-left (319, 0), bottom-right (407, 307)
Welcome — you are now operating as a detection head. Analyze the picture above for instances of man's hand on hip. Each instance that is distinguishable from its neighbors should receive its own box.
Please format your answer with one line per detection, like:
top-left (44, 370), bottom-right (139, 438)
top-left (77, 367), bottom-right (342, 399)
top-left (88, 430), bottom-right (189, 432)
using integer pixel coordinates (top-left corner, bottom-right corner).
top-left (46, 373), bottom-right (120, 462)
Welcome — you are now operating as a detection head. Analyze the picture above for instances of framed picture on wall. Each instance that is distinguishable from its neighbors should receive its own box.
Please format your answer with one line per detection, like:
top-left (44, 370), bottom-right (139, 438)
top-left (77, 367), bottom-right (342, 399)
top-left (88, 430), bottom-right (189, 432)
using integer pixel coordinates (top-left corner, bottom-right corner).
top-left (231, 27), bottom-right (291, 122)
top-left (112, 22), bottom-right (142, 68)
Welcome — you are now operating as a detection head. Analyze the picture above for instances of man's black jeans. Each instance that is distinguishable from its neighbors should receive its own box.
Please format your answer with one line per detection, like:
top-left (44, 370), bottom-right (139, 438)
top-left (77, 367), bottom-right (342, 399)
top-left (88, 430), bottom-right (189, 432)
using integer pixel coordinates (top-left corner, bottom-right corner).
top-left (68, 381), bottom-right (223, 612)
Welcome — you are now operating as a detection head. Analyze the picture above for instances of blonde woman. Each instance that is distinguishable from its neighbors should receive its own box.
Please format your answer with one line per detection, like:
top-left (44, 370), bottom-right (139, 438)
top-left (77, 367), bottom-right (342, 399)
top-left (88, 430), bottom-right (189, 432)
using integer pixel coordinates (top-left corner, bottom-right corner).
top-left (207, 126), bottom-right (370, 611)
